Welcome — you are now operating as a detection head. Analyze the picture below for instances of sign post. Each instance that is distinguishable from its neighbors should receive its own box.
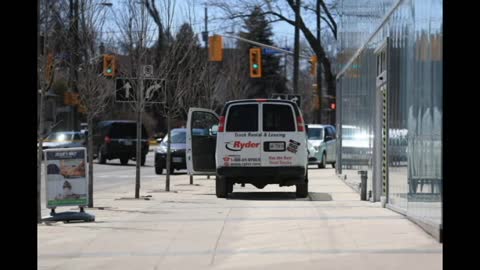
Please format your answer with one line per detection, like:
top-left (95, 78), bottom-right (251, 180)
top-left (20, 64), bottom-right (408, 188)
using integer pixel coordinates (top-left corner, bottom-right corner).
top-left (42, 147), bottom-right (94, 222)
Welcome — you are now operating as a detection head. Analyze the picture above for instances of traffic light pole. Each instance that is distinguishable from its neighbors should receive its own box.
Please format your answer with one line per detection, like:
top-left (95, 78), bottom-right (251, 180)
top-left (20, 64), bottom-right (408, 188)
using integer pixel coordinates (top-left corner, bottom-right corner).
top-left (316, 0), bottom-right (323, 124)
top-left (205, 6), bottom-right (210, 181)
top-left (222, 34), bottom-right (310, 59)
top-left (293, 0), bottom-right (300, 95)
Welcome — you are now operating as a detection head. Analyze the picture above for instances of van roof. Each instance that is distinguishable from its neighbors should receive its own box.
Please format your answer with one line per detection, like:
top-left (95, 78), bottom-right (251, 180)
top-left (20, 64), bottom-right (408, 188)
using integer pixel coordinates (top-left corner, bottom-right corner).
top-left (307, 124), bottom-right (334, 128)
top-left (221, 99), bottom-right (301, 117)
top-left (225, 99), bottom-right (298, 106)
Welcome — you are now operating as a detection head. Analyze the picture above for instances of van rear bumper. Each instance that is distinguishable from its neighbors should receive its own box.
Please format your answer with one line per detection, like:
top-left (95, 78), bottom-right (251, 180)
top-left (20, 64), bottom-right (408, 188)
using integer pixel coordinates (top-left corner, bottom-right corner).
top-left (217, 166), bottom-right (306, 180)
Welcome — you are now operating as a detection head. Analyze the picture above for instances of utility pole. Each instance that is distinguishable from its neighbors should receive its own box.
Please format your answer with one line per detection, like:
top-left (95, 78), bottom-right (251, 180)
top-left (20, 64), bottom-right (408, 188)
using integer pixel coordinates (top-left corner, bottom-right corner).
top-left (293, 0), bottom-right (300, 94)
top-left (316, 0), bottom-right (322, 124)
top-left (204, 6), bottom-right (210, 181)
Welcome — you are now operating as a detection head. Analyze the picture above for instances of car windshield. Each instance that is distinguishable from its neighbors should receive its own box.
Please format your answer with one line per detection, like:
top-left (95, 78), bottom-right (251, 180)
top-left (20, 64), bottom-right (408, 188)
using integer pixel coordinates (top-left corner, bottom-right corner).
top-left (308, 128), bottom-right (324, 140)
top-left (162, 130), bottom-right (186, 144)
top-left (45, 132), bottom-right (74, 142)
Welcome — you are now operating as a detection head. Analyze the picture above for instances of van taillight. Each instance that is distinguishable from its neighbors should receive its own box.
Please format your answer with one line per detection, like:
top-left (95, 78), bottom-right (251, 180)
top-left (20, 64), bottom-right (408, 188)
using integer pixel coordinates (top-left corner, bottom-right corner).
top-left (296, 116), bottom-right (305, 131)
top-left (104, 136), bottom-right (111, 144)
top-left (218, 116), bottom-right (226, 132)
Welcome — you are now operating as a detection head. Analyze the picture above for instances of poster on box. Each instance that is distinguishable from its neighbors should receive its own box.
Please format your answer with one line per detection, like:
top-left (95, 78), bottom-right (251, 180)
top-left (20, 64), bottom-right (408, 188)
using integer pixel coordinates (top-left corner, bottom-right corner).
top-left (44, 148), bottom-right (88, 208)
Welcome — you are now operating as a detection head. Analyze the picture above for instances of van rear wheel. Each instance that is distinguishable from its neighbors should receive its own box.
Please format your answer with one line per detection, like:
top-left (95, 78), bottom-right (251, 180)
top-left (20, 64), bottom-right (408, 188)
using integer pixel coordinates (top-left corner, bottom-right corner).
top-left (296, 170), bottom-right (309, 198)
top-left (216, 174), bottom-right (227, 198)
top-left (296, 183), bottom-right (308, 198)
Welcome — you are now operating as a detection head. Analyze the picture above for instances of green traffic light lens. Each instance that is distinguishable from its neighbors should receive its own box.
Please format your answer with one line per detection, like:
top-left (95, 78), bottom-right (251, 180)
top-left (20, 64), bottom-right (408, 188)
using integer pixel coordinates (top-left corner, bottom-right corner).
top-left (253, 64), bottom-right (259, 69)
top-left (107, 68), bottom-right (112, 73)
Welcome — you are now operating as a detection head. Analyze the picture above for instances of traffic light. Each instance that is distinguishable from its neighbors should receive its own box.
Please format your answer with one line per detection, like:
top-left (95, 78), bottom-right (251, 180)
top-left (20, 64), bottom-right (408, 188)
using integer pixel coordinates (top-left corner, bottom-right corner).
top-left (209, 35), bottom-right (223, 61)
top-left (310, 55), bottom-right (317, 75)
top-left (103, 54), bottom-right (116, 77)
top-left (249, 48), bottom-right (262, 78)
top-left (330, 102), bottom-right (336, 110)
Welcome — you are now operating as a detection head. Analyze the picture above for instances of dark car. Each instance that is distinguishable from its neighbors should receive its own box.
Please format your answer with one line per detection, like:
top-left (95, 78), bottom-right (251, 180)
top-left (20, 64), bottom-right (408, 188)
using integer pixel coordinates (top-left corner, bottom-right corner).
top-left (93, 120), bottom-right (149, 166)
top-left (155, 128), bottom-right (206, 174)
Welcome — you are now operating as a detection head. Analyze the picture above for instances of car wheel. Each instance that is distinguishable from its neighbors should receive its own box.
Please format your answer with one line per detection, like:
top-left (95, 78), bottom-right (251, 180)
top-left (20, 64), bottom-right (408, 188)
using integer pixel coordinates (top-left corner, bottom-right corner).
top-left (216, 174), bottom-right (227, 198)
top-left (98, 148), bottom-right (106, 164)
top-left (227, 178), bottom-right (234, 194)
top-left (120, 156), bottom-right (129, 165)
top-left (296, 182), bottom-right (308, 198)
top-left (155, 166), bottom-right (163, 175)
top-left (318, 153), bottom-right (326, 169)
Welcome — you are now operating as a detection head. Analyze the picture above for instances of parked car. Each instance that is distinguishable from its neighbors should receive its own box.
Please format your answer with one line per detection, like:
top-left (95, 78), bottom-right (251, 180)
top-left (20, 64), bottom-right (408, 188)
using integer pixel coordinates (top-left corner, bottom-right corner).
top-left (93, 120), bottom-right (149, 165)
top-left (41, 131), bottom-right (86, 150)
top-left (306, 124), bottom-right (337, 168)
top-left (154, 128), bottom-right (208, 174)
top-left (186, 99), bottom-right (309, 198)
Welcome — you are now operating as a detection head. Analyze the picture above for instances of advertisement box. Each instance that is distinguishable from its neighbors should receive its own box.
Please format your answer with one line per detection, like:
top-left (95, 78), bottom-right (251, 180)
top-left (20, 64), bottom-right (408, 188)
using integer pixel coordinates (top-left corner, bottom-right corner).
top-left (44, 148), bottom-right (88, 208)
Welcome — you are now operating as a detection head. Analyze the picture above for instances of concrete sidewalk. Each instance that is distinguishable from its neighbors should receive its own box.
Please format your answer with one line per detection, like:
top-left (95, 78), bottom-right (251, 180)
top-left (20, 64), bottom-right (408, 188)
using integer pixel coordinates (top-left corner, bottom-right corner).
top-left (38, 168), bottom-right (442, 270)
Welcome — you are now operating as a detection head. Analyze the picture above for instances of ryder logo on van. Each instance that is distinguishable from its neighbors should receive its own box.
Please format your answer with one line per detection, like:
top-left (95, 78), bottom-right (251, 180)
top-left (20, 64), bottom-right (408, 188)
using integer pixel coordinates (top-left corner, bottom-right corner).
top-left (225, 141), bottom-right (261, 151)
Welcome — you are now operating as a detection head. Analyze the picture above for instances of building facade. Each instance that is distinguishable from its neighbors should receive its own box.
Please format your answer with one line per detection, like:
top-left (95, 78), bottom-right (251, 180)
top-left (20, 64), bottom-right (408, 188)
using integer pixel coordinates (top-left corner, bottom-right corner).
top-left (336, 0), bottom-right (442, 241)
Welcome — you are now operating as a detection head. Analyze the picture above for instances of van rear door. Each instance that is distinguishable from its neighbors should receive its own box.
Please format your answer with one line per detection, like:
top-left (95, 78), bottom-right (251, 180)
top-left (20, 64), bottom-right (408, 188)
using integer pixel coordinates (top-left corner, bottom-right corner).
top-left (186, 108), bottom-right (219, 175)
top-left (218, 103), bottom-right (262, 168)
top-left (261, 102), bottom-right (307, 167)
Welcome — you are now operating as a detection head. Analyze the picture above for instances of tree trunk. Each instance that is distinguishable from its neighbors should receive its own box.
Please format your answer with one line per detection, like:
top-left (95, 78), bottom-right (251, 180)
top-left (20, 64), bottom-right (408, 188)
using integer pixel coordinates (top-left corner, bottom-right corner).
top-left (87, 117), bottom-right (94, 207)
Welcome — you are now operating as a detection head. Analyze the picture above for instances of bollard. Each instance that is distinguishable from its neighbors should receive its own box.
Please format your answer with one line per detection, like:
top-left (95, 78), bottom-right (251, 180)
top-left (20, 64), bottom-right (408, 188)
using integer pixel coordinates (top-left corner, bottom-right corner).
top-left (358, 170), bottom-right (368, 201)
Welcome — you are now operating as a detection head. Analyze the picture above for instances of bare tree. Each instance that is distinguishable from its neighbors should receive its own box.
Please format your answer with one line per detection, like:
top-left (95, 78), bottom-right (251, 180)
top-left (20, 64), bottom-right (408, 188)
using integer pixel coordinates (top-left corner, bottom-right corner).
top-left (114, 0), bottom-right (157, 198)
top-left (77, 67), bottom-right (111, 208)
top-left (74, 0), bottom-right (114, 207)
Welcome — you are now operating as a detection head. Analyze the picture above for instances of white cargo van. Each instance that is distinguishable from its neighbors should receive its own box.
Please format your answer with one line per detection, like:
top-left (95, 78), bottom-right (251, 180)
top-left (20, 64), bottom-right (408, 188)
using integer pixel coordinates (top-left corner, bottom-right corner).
top-left (186, 99), bottom-right (309, 198)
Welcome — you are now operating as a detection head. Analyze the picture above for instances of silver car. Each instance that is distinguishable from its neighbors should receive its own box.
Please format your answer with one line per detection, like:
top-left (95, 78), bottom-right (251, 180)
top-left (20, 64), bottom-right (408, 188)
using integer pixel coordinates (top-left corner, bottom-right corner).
top-left (307, 124), bottom-right (337, 168)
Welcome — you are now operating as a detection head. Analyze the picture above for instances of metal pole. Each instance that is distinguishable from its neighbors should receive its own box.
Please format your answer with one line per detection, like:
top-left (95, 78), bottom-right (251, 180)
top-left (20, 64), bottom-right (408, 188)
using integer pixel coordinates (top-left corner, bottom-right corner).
top-left (359, 170), bottom-right (367, 201)
top-left (222, 34), bottom-right (309, 58)
top-left (336, 79), bottom-right (342, 175)
top-left (135, 2), bottom-right (146, 199)
top-left (205, 6), bottom-right (209, 181)
top-left (165, 91), bottom-right (171, 192)
top-left (293, 0), bottom-right (300, 94)
top-left (37, 0), bottom-right (42, 223)
top-left (135, 76), bottom-right (143, 199)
